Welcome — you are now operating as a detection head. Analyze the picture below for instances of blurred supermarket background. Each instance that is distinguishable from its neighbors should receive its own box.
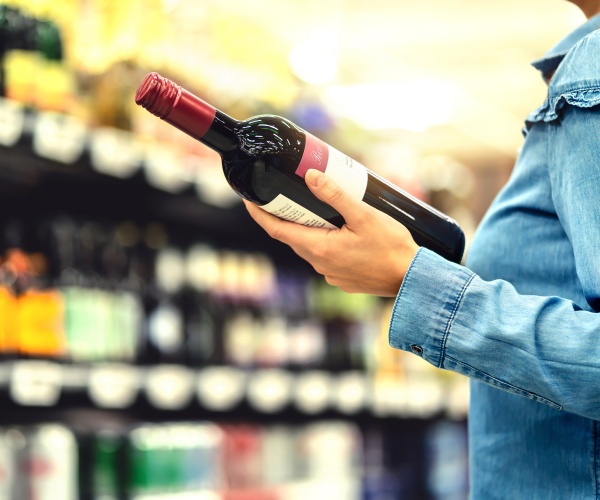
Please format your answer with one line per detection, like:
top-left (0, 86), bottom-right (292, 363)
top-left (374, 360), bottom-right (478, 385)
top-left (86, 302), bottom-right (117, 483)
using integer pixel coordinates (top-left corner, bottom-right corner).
top-left (0, 0), bottom-right (585, 499)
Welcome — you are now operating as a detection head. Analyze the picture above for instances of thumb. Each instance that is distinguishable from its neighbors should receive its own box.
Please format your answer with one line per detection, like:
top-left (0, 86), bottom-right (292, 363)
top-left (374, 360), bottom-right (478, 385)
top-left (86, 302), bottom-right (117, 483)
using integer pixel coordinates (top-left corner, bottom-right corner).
top-left (305, 169), bottom-right (365, 226)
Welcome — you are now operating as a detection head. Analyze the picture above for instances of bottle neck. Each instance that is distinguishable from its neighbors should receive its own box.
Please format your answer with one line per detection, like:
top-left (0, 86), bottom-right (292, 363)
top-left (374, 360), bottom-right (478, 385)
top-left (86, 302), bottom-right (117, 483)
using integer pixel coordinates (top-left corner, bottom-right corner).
top-left (201, 110), bottom-right (238, 154)
top-left (134, 73), bottom-right (239, 155)
top-left (162, 90), bottom-right (239, 154)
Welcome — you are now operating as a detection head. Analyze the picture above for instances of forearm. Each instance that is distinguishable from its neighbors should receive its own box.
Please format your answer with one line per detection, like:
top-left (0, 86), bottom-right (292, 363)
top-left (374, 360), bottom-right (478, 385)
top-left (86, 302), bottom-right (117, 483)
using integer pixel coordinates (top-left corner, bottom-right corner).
top-left (390, 248), bottom-right (600, 419)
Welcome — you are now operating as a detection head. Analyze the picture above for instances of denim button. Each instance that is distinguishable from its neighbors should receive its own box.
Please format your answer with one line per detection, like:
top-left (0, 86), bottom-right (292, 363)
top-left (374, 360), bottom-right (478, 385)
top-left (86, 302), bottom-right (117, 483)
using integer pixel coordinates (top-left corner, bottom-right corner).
top-left (410, 344), bottom-right (423, 355)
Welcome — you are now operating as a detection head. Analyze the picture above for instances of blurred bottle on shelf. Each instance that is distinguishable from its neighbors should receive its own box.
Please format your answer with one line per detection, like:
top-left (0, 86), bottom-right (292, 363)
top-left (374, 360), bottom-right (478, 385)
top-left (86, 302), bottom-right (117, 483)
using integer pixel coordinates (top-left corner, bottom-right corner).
top-left (0, 223), bottom-right (19, 357)
top-left (0, 3), bottom-right (76, 113)
top-left (82, 60), bottom-right (143, 131)
top-left (0, 5), bottom-right (10, 97)
top-left (425, 421), bottom-right (469, 500)
top-left (102, 221), bottom-right (145, 362)
top-left (0, 418), bottom-right (469, 499)
top-left (0, 4), bottom-right (38, 104)
top-left (0, 210), bottom-right (451, 395)
top-left (297, 421), bottom-right (362, 481)
top-left (127, 422), bottom-right (224, 496)
top-left (0, 219), bottom-right (66, 359)
top-left (50, 217), bottom-right (142, 363)
top-left (220, 424), bottom-right (263, 491)
top-left (3, 424), bottom-right (78, 500)
top-left (13, 250), bottom-right (65, 359)
top-left (84, 428), bottom-right (126, 499)
top-left (139, 224), bottom-right (229, 367)
top-left (33, 14), bottom-right (75, 113)
top-left (308, 279), bottom-right (380, 373)
top-left (271, 272), bottom-right (325, 372)
top-left (143, 240), bottom-right (186, 365)
top-left (181, 243), bottom-right (225, 368)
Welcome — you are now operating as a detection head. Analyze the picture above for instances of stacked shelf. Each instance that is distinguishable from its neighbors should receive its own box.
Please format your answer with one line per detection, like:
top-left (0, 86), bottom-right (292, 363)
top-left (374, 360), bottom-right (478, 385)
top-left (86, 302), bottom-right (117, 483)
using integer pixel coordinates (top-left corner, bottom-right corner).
top-left (0, 97), bottom-right (469, 499)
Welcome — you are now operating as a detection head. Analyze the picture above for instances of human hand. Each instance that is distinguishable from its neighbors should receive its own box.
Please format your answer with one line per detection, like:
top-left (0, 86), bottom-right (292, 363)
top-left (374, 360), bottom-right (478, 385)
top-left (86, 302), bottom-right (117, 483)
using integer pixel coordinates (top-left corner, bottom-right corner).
top-left (243, 169), bottom-right (420, 297)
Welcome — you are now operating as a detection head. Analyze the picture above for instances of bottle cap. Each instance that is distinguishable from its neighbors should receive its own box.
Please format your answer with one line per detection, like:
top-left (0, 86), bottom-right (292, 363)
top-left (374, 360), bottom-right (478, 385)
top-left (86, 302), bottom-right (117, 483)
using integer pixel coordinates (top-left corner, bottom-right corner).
top-left (135, 72), bottom-right (181, 119)
top-left (135, 72), bottom-right (216, 140)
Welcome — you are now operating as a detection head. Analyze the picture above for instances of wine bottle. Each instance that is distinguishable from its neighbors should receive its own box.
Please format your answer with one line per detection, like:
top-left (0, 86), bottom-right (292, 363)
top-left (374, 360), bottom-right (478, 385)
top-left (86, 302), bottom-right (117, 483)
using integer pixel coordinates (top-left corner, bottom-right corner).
top-left (1, 6), bottom-right (38, 106)
top-left (0, 6), bottom-right (9, 97)
top-left (135, 72), bottom-right (465, 263)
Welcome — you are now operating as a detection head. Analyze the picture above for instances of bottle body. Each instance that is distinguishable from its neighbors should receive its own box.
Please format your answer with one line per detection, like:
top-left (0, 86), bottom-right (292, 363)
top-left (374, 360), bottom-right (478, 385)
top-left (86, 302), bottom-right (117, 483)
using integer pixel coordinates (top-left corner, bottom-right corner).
top-left (136, 73), bottom-right (465, 263)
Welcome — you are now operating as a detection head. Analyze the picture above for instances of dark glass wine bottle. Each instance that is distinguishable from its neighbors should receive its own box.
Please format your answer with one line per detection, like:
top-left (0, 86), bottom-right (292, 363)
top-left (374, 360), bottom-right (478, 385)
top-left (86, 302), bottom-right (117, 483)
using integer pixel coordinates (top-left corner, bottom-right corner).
top-left (135, 72), bottom-right (465, 263)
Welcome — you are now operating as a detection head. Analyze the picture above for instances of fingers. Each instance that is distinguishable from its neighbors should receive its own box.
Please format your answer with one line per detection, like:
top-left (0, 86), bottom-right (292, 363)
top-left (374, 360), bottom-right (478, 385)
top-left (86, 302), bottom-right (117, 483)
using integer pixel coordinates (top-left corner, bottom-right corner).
top-left (243, 200), bottom-right (288, 242)
top-left (243, 199), bottom-right (325, 246)
top-left (304, 169), bottom-right (366, 227)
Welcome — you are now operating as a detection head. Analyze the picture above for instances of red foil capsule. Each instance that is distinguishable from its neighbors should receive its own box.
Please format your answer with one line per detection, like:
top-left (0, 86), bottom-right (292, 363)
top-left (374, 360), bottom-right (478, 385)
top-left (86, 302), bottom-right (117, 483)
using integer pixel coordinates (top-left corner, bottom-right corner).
top-left (135, 72), bottom-right (216, 140)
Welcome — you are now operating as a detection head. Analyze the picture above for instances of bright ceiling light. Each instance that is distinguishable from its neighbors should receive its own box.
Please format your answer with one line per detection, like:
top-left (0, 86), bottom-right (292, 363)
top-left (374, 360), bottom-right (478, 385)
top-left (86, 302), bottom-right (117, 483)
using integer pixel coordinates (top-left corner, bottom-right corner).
top-left (162, 0), bottom-right (180, 13)
top-left (289, 34), bottom-right (338, 85)
top-left (324, 80), bottom-right (460, 132)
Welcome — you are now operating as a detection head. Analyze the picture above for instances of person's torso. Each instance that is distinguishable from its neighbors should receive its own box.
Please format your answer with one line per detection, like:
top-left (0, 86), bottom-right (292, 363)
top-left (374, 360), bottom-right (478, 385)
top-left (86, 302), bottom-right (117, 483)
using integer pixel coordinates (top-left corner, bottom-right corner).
top-left (464, 24), bottom-right (600, 500)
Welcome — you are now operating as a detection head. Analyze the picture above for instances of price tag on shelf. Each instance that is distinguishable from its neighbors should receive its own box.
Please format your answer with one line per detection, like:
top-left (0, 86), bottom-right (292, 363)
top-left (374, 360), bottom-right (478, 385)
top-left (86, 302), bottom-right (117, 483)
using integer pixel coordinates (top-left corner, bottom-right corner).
top-left (32, 111), bottom-right (87, 164)
top-left (0, 98), bottom-right (25, 146)
top-left (294, 370), bottom-right (332, 414)
top-left (332, 371), bottom-right (369, 414)
top-left (193, 154), bottom-right (240, 208)
top-left (10, 361), bottom-right (62, 406)
top-left (144, 145), bottom-right (192, 193)
top-left (403, 378), bottom-right (445, 418)
top-left (133, 492), bottom-right (220, 500)
top-left (145, 365), bottom-right (195, 410)
top-left (371, 377), bottom-right (408, 417)
top-left (88, 363), bottom-right (142, 409)
top-left (197, 367), bottom-right (246, 411)
top-left (246, 369), bottom-right (293, 413)
top-left (90, 127), bottom-right (142, 178)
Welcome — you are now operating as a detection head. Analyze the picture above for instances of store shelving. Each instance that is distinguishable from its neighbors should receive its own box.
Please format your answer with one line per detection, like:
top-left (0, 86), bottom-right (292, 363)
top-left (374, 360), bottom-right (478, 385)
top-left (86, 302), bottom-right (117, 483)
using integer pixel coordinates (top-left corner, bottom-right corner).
top-left (0, 97), bottom-right (299, 262)
top-left (0, 95), bottom-right (469, 499)
top-left (0, 359), bottom-right (468, 419)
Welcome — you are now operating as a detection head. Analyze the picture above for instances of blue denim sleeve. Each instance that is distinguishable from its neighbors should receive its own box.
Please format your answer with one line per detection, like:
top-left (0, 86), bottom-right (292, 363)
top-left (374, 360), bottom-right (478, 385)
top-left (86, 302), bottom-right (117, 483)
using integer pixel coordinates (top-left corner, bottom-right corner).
top-left (389, 30), bottom-right (600, 421)
top-left (389, 247), bottom-right (600, 420)
top-left (549, 105), bottom-right (600, 311)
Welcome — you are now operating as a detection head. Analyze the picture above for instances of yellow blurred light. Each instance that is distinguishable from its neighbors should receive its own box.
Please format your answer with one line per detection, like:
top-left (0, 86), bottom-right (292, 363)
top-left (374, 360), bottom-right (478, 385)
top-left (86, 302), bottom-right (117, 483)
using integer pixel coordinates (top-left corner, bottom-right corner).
top-left (161, 0), bottom-right (179, 13)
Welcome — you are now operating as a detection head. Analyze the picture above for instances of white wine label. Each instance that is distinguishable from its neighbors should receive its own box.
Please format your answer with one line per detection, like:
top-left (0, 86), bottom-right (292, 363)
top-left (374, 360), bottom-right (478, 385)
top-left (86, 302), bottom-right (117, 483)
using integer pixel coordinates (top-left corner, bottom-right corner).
top-left (261, 194), bottom-right (336, 229)
top-left (296, 132), bottom-right (369, 201)
top-left (325, 145), bottom-right (369, 200)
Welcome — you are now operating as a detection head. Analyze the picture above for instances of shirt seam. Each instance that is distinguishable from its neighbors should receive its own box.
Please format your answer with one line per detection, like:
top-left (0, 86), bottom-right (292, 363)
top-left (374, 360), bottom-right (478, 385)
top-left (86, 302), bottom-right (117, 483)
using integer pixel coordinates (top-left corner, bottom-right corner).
top-left (438, 272), bottom-right (475, 369)
top-left (394, 248), bottom-right (421, 306)
top-left (548, 84), bottom-right (600, 98)
top-left (595, 421), bottom-right (599, 500)
top-left (445, 355), bottom-right (563, 410)
top-left (389, 247), bottom-right (422, 344)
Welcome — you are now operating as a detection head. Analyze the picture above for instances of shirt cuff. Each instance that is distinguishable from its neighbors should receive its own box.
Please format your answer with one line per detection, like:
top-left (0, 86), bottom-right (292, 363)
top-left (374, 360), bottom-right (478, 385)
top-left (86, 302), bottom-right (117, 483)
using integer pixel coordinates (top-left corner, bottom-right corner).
top-left (388, 247), bottom-right (476, 368)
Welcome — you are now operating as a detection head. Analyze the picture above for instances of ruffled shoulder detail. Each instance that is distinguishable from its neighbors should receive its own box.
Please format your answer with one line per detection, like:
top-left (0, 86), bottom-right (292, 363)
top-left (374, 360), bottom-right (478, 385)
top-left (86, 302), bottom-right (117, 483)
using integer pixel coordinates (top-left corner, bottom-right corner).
top-left (524, 30), bottom-right (600, 133)
top-left (525, 87), bottom-right (600, 130)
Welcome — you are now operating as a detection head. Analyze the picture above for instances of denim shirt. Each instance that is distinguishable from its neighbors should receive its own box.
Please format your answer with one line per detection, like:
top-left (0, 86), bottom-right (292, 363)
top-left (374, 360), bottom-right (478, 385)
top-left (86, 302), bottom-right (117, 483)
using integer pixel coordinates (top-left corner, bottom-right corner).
top-left (389, 15), bottom-right (600, 499)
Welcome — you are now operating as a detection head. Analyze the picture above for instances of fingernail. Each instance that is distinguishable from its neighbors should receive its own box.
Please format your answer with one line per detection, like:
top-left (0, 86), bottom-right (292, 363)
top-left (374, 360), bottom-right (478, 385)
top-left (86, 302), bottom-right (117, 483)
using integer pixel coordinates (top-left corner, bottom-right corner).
top-left (305, 169), bottom-right (325, 188)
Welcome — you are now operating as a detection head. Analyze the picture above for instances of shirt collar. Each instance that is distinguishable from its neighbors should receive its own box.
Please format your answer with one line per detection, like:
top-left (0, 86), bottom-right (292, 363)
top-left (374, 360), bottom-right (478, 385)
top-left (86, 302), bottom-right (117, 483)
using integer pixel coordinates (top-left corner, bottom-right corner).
top-left (531, 13), bottom-right (600, 81)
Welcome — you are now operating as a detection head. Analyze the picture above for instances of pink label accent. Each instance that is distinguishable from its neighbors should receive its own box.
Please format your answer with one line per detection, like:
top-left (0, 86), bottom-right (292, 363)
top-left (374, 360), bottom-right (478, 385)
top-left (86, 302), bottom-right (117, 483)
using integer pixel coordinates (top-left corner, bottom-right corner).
top-left (295, 132), bottom-right (330, 178)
